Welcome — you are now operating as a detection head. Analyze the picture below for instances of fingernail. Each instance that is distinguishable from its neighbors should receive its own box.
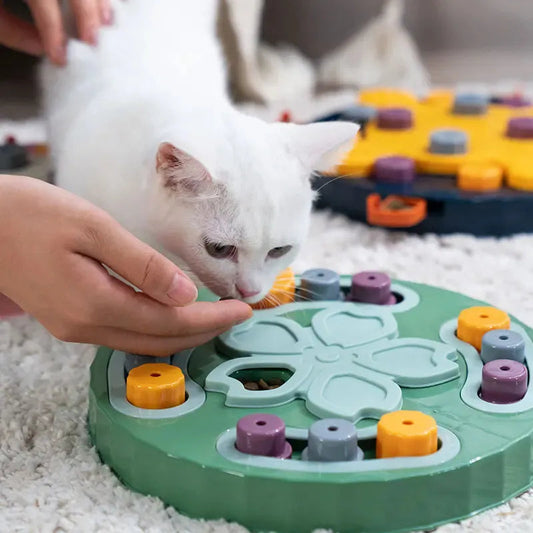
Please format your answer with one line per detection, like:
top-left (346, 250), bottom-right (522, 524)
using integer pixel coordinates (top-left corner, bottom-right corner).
top-left (53, 43), bottom-right (67, 66)
top-left (87, 27), bottom-right (98, 46)
top-left (167, 273), bottom-right (198, 305)
top-left (235, 310), bottom-right (253, 324)
top-left (102, 8), bottom-right (114, 25)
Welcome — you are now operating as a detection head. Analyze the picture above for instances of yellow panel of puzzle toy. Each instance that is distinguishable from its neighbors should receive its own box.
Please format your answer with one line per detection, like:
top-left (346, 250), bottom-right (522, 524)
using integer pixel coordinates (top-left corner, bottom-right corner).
top-left (361, 126), bottom-right (425, 158)
top-left (457, 306), bottom-right (511, 351)
top-left (251, 268), bottom-right (295, 309)
top-left (127, 363), bottom-right (185, 409)
top-left (337, 149), bottom-right (376, 177)
top-left (497, 138), bottom-right (533, 164)
top-left (422, 89), bottom-right (454, 108)
top-left (336, 94), bottom-right (533, 189)
top-left (376, 410), bottom-right (438, 458)
top-left (358, 88), bottom-right (418, 108)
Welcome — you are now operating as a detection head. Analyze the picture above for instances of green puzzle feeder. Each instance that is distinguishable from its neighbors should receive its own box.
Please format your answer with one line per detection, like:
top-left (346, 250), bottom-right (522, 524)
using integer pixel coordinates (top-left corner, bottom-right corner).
top-left (89, 275), bottom-right (533, 533)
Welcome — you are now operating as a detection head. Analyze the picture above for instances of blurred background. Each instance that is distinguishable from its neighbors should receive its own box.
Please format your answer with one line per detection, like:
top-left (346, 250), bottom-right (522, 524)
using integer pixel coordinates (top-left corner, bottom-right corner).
top-left (261, 0), bottom-right (533, 82)
top-left (2, 0), bottom-right (533, 119)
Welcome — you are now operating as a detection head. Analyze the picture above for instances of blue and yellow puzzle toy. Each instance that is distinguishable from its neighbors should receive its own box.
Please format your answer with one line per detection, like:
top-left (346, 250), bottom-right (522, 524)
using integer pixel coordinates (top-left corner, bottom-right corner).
top-left (89, 267), bottom-right (533, 532)
top-left (313, 88), bottom-right (533, 236)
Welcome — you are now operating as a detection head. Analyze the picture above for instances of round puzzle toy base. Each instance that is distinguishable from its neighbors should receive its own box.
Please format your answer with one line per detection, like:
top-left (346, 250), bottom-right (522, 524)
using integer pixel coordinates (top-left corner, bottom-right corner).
top-left (89, 278), bottom-right (533, 533)
top-left (313, 174), bottom-right (533, 236)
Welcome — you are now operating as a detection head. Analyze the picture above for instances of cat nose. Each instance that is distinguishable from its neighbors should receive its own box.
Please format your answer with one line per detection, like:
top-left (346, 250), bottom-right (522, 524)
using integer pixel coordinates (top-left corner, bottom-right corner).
top-left (236, 286), bottom-right (260, 299)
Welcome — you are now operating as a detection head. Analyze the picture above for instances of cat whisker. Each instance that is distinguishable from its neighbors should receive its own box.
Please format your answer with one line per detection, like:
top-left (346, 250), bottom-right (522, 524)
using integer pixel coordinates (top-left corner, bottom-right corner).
top-left (268, 294), bottom-right (281, 307)
top-left (272, 289), bottom-right (299, 300)
top-left (295, 286), bottom-right (328, 299)
top-left (296, 293), bottom-right (318, 303)
top-left (312, 172), bottom-right (353, 195)
top-left (294, 293), bottom-right (314, 302)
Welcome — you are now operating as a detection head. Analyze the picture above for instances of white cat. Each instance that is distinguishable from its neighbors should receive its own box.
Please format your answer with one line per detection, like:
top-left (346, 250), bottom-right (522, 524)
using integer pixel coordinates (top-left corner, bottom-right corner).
top-left (41, 0), bottom-right (357, 304)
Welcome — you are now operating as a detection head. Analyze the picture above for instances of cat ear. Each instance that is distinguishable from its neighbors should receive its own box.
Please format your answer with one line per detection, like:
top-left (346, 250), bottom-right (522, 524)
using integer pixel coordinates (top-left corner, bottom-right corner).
top-left (156, 142), bottom-right (212, 194)
top-left (275, 122), bottom-right (359, 172)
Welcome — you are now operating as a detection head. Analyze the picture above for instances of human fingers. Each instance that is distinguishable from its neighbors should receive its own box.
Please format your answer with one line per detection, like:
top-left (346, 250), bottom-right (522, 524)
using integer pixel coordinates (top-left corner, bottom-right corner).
top-left (64, 253), bottom-right (251, 335)
top-left (53, 321), bottom-right (231, 357)
top-left (98, 0), bottom-right (113, 25)
top-left (85, 269), bottom-right (253, 335)
top-left (73, 210), bottom-right (201, 307)
top-left (0, 6), bottom-right (43, 55)
top-left (26, 0), bottom-right (66, 65)
top-left (69, 0), bottom-right (101, 44)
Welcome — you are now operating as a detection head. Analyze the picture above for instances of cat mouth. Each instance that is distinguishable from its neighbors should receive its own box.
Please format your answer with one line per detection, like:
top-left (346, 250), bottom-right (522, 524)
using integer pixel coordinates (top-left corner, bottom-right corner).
top-left (220, 292), bottom-right (266, 304)
top-left (197, 276), bottom-right (265, 304)
top-left (240, 293), bottom-right (266, 305)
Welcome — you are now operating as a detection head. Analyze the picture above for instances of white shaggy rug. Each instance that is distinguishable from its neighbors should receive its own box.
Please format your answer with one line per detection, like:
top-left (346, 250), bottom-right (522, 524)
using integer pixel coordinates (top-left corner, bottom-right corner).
top-left (3, 112), bottom-right (533, 533)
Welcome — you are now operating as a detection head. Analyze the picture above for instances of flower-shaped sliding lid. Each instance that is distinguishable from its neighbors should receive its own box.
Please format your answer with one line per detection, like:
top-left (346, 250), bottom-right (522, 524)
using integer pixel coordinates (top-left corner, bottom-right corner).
top-left (206, 302), bottom-right (459, 422)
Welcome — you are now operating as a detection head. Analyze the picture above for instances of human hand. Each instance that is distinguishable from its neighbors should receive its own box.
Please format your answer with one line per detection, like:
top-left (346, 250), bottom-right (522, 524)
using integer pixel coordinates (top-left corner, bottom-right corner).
top-left (0, 175), bottom-right (252, 356)
top-left (0, 0), bottom-right (112, 65)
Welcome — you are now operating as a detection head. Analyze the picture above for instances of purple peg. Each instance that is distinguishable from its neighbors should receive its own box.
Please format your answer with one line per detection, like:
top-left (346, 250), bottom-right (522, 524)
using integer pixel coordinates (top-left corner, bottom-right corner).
top-left (376, 108), bottom-right (413, 130)
top-left (500, 95), bottom-right (531, 108)
top-left (236, 413), bottom-right (292, 458)
top-left (373, 156), bottom-right (416, 184)
top-left (480, 359), bottom-right (528, 404)
top-left (506, 117), bottom-right (533, 139)
top-left (348, 271), bottom-right (396, 305)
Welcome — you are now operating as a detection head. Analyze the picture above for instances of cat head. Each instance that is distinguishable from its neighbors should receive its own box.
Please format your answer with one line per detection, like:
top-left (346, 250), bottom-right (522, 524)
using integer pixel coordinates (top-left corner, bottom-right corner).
top-left (148, 112), bottom-right (358, 303)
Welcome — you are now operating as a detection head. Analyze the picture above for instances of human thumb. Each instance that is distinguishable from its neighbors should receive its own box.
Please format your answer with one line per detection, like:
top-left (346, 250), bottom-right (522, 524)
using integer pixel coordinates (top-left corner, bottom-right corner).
top-left (77, 214), bottom-right (198, 306)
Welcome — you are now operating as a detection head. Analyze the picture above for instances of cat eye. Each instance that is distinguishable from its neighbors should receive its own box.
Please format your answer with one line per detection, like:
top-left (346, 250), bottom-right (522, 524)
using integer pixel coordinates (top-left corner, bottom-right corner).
top-left (204, 241), bottom-right (237, 260)
top-left (267, 245), bottom-right (293, 259)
